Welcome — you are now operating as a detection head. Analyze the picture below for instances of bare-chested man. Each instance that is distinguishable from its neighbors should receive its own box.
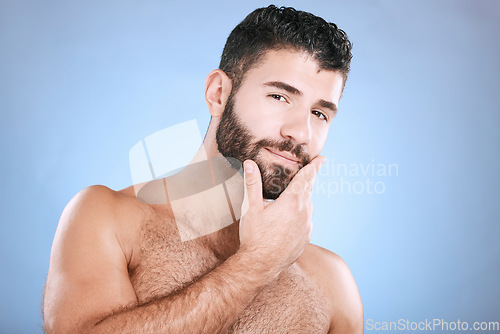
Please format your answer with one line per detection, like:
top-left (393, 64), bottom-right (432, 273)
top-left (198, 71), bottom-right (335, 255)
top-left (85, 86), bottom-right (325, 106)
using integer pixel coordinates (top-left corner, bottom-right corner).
top-left (43, 5), bottom-right (363, 333)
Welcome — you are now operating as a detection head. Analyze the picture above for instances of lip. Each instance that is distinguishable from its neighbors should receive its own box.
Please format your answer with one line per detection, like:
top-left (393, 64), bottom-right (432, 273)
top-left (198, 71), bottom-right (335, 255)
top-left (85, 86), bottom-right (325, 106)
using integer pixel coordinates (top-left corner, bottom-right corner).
top-left (264, 148), bottom-right (300, 165)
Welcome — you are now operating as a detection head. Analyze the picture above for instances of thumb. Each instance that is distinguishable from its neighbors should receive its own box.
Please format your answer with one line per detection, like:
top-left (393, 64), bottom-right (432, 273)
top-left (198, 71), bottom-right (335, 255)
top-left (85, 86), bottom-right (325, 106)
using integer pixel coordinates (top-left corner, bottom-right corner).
top-left (241, 160), bottom-right (263, 216)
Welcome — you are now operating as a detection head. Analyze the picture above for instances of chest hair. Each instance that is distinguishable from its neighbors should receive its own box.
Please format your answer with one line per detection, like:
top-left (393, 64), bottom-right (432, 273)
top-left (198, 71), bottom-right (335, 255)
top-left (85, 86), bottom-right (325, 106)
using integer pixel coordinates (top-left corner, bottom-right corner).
top-left (128, 216), bottom-right (330, 333)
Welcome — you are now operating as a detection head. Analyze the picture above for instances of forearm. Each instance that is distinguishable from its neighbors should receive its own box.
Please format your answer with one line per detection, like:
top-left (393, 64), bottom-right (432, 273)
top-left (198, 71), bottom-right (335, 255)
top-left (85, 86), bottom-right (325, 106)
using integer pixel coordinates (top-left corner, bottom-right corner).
top-left (84, 250), bottom-right (276, 334)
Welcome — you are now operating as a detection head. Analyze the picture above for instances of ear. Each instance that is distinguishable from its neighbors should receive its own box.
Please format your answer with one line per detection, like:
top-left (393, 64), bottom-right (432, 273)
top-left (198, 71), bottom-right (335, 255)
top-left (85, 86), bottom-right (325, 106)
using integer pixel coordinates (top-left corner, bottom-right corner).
top-left (205, 69), bottom-right (232, 117)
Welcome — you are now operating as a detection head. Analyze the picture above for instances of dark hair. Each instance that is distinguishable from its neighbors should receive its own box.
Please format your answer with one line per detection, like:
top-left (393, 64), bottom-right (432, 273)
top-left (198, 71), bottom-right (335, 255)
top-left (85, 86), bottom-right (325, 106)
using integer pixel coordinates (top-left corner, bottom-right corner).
top-left (219, 5), bottom-right (353, 92)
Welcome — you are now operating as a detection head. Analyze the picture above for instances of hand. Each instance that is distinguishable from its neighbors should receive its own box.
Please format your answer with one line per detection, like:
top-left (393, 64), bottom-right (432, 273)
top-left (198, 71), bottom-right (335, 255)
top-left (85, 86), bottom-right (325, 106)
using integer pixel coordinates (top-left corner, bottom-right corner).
top-left (238, 156), bottom-right (325, 274)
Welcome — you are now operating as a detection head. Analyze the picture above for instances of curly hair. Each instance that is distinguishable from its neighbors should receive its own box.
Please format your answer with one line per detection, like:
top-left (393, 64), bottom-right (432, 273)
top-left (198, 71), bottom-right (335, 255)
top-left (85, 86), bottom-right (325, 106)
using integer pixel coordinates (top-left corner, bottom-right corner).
top-left (219, 5), bottom-right (353, 92)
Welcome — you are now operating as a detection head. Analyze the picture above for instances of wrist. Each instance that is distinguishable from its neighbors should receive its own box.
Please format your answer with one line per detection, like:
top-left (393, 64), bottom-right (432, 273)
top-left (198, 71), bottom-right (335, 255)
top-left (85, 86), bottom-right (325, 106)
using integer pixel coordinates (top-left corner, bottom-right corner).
top-left (235, 246), bottom-right (282, 282)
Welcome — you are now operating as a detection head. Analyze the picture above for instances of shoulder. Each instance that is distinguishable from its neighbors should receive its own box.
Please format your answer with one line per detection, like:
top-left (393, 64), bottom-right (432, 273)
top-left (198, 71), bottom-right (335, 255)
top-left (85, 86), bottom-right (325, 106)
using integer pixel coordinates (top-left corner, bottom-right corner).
top-left (298, 244), bottom-right (364, 334)
top-left (44, 185), bottom-right (146, 332)
top-left (59, 185), bottom-right (142, 232)
top-left (65, 183), bottom-right (139, 209)
top-left (61, 184), bottom-right (149, 225)
top-left (61, 184), bottom-right (121, 217)
top-left (54, 184), bottom-right (149, 263)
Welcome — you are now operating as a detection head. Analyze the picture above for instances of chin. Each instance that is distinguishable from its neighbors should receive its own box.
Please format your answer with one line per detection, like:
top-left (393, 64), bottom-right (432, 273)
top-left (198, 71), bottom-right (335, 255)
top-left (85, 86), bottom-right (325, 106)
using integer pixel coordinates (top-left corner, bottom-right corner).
top-left (258, 161), bottom-right (296, 200)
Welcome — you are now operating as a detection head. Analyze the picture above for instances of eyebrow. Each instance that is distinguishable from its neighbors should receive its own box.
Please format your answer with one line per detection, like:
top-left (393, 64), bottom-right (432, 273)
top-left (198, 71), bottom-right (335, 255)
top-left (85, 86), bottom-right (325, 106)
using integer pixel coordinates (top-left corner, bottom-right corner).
top-left (263, 81), bottom-right (338, 115)
top-left (318, 99), bottom-right (338, 115)
top-left (263, 81), bottom-right (302, 96)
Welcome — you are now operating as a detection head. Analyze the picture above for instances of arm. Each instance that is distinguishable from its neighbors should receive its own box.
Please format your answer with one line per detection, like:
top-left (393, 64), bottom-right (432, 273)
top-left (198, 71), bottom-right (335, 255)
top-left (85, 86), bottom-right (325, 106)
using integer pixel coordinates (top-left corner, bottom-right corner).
top-left (43, 186), bottom-right (275, 334)
top-left (44, 158), bottom-right (325, 333)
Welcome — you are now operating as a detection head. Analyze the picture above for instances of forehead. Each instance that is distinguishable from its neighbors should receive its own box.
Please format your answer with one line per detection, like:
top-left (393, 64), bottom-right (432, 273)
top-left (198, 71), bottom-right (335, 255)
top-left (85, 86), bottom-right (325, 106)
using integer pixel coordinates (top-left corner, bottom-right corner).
top-left (239, 49), bottom-right (345, 104)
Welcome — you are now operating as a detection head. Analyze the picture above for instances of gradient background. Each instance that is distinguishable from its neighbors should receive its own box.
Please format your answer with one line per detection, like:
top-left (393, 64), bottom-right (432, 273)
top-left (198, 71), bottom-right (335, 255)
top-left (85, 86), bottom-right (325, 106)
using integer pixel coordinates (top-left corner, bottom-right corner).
top-left (1, 0), bottom-right (499, 332)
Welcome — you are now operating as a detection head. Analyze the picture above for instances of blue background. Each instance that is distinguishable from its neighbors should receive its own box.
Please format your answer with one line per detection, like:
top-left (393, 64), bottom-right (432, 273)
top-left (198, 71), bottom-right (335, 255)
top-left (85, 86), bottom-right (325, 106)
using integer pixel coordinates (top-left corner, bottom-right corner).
top-left (1, 0), bottom-right (499, 332)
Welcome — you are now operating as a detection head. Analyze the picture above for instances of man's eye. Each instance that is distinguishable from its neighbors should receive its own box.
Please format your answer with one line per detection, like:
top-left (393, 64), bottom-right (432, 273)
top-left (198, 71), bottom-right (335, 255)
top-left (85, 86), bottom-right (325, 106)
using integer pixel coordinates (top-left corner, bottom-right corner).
top-left (312, 110), bottom-right (328, 121)
top-left (270, 94), bottom-right (286, 102)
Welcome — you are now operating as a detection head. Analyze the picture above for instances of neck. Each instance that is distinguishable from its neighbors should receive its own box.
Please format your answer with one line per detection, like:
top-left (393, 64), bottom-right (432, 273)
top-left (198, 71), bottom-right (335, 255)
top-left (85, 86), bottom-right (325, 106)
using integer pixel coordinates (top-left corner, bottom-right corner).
top-left (167, 117), bottom-right (243, 251)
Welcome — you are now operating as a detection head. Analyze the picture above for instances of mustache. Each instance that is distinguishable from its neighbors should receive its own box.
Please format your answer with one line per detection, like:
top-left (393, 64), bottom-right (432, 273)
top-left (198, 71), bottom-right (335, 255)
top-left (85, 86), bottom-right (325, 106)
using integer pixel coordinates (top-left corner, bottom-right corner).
top-left (252, 138), bottom-right (311, 167)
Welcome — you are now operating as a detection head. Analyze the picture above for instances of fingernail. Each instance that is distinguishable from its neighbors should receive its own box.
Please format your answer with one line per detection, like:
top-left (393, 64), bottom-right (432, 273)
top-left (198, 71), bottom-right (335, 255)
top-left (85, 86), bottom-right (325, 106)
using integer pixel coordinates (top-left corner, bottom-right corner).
top-left (244, 160), bottom-right (254, 174)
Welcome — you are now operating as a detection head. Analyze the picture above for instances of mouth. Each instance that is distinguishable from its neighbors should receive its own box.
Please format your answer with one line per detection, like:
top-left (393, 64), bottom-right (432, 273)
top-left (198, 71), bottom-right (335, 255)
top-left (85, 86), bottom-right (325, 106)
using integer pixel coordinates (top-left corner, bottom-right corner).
top-left (264, 148), bottom-right (300, 166)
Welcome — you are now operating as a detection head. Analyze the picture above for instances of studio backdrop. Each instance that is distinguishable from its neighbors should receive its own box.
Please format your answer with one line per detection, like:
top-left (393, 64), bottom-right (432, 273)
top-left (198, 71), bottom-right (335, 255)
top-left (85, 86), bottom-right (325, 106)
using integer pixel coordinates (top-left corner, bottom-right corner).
top-left (1, 0), bottom-right (499, 332)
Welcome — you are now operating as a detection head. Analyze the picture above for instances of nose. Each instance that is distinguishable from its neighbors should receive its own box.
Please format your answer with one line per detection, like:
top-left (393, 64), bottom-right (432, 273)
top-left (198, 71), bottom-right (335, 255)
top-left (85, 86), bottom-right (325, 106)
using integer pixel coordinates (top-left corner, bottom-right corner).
top-left (280, 109), bottom-right (311, 145)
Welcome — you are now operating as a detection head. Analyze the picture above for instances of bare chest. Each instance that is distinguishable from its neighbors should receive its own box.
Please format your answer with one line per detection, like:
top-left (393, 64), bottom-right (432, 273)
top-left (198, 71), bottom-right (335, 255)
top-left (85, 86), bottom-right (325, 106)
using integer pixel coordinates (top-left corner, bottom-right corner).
top-left (129, 221), bottom-right (330, 333)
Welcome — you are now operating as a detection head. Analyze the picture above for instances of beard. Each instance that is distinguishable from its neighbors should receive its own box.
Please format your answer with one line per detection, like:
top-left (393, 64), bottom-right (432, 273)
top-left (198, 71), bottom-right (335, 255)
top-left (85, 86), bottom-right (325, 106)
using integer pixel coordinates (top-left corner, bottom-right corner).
top-left (216, 93), bottom-right (311, 200)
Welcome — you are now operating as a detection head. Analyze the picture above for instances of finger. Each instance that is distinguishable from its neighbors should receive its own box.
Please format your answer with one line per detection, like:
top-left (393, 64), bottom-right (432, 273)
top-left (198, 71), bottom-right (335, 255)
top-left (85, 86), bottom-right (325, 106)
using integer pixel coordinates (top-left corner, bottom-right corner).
top-left (241, 160), bottom-right (264, 216)
top-left (308, 201), bottom-right (313, 221)
top-left (303, 160), bottom-right (323, 202)
top-left (300, 201), bottom-right (314, 242)
top-left (283, 156), bottom-right (325, 198)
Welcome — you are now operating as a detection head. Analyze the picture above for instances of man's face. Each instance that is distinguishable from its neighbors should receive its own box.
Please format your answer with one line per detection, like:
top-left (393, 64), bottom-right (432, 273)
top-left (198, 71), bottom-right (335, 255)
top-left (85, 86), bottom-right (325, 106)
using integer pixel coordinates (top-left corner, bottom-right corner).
top-left (217, 49), bottom-right (345, 199)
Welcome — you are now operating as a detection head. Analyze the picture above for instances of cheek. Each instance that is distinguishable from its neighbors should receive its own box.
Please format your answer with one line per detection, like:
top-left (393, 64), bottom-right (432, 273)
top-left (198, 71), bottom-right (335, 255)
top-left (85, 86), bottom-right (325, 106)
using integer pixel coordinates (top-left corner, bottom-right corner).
top-left (234, 97), bottom-right (282, 138)
top-left (250, 118), bottom-right (281, 141)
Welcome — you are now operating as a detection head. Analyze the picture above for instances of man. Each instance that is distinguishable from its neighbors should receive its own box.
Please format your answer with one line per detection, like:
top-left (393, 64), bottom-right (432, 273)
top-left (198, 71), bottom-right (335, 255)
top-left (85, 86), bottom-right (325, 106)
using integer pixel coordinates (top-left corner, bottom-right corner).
top-left (43, 5), bottom-right (363, 333)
